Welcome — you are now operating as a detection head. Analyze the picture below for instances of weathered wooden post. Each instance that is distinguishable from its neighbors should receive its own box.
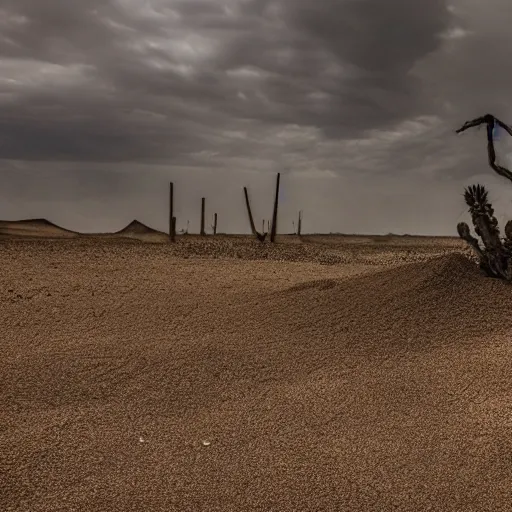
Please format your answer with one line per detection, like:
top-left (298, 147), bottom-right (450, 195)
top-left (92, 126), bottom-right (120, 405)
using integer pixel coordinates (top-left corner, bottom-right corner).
top-left (297, 210), bottom-right (302, 236)
top-left (243, 186), bottom-right (266, 242)
top-left (213, 213), bottom-right (218, 235)
top-left (270, 172), bottom-right (280, 243)
top-left (200, 197), bottom-right (206, 236)
top-left (244, 187), bottom-right (258, 236)
top-left (169, 182), bottom-right (175, 242)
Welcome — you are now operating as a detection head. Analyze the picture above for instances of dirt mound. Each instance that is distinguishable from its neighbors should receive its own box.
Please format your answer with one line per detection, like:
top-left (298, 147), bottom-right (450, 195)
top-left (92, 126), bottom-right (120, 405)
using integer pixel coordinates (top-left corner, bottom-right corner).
top-left (0, 218), bottom-right (78, 238)
top-left (116, 220), bottom-right (163, 235)
top-left (266, 253), bottom-right (512, 355)
top-left (114, 220), bottom-right (169, 242)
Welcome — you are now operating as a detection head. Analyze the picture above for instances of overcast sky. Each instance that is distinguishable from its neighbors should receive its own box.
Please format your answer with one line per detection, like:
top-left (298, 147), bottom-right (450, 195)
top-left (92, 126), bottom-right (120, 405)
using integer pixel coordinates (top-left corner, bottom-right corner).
top-left (1, 0), bottom-right (512, 235)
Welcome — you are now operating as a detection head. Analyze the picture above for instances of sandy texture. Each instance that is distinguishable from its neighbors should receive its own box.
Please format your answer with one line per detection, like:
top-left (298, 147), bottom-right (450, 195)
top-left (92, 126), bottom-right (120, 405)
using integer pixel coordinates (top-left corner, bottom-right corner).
top-left (2, 237), bottom-right (512, 511)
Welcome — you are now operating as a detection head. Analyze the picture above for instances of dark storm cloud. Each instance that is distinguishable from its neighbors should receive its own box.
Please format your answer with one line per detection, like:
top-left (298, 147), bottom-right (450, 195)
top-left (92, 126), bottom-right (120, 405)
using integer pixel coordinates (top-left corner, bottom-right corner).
top-left (209, 0), bottom-right (452, 132)
top-left (286, 0), bottom-right (450, 72)
top-left (0, 0), bottom-right (112, 62)
top-left (0, 0), bottom-right (455, 163)
top-left (276, 0), bottom-right (451, 135)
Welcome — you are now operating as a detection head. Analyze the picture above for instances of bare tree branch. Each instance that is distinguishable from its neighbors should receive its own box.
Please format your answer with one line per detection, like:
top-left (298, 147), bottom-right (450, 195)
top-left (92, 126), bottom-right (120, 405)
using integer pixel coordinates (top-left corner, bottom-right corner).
top-left (456, 113), bottom-right (512, 183)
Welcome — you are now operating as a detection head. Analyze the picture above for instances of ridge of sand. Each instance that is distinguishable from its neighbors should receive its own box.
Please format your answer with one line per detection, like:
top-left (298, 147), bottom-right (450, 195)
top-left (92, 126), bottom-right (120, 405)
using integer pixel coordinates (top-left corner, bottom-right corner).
top-left (264, 253), bottom-right (512, 356)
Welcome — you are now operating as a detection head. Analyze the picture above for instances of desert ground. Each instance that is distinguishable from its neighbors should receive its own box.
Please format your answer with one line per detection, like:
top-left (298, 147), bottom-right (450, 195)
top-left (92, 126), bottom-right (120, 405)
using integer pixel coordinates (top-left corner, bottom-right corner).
top-left (2, 220), bottom-right (512, 511)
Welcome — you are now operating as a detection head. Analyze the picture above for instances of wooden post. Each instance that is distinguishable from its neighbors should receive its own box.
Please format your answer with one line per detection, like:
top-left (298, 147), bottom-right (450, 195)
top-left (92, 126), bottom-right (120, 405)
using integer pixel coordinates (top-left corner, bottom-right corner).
top-left (244, 187), bottom-right (258, 236)
top-left (213, 213), bottom-right (217, 235)
top-left (172, 217), bottom-right (176, 240)
top-left (243, 186), bottom-right (266, 242)
top-left (270, 172), bottom-right (280, 243)
top-left (297, 210), bottom-right (302, 236)
top-left (169, 182), bottom-right (175, 241)
top-left (200, 197), bottom-right (206, 236)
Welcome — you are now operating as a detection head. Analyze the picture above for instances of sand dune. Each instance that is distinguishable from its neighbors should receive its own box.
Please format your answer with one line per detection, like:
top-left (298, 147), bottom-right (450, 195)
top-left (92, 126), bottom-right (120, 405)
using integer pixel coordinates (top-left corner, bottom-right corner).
top-left (2, 240), bottom-right (512, 511)
top-left (0, 218), bottom-right (79, 238)
top-left (273, 253), bottom-right (512, 350)
top-left (116, 219), bottom-right (163, 235)
top-left (115, 219), bottom-right (169, 241)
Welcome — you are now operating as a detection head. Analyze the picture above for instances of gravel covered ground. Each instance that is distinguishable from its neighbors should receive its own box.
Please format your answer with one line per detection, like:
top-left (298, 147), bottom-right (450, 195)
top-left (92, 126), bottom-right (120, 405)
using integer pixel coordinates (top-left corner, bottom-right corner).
top-left (2, 236), bottom-right (512, 511)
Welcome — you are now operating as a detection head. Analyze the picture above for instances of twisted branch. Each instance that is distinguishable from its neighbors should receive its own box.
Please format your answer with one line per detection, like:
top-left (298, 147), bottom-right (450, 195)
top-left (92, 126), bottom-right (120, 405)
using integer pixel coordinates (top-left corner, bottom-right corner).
top-left (456, 113), bottom-right (512, 183)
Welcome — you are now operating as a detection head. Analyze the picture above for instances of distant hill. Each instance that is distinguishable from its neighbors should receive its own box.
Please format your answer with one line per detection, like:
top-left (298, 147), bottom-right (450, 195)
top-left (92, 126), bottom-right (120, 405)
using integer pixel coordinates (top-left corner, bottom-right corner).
top-left (116, 220), bottom-right (164, 236)
top-left (0, 218), bottom-right (168, 241)
top-left (113, 220), bottom-right (169, 242)
top-left (0, 219), bottom-right (80, 238)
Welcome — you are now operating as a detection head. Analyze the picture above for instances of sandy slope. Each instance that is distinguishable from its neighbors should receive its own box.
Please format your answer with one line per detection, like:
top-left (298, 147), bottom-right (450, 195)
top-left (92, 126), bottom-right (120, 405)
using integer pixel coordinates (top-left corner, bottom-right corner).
top-left (2, 239), bottom-right (512, 511)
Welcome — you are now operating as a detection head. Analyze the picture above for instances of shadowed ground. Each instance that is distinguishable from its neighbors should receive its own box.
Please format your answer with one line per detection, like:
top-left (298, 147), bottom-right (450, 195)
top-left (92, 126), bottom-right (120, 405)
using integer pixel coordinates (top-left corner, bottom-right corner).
top-left (2, 236), bottom-right (511, 511)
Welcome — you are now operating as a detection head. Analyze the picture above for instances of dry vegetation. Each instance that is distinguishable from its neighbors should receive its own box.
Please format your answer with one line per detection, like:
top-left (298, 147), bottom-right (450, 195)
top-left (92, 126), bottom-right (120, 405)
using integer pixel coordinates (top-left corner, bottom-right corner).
top-left (2, 222), bottom-right (512, 511)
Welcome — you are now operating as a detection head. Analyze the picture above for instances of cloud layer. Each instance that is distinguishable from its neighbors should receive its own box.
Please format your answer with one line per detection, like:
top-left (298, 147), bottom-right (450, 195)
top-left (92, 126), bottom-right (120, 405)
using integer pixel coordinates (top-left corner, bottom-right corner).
top-left (1, 0), bottom-right (511, 234)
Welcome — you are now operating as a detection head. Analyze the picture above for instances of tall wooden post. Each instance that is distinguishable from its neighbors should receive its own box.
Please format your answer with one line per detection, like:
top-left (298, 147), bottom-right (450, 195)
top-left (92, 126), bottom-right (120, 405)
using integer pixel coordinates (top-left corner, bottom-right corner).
top-left (243, 187), bottom-right (266, 242)
top-left (270, 172), bottom-right (280, 243)
top-left (200, 197), bottom-right (206, 235)
top-left (172, 217), bottom-right (176, 240)
top-left (244, 187), bottom-right (257, 236)
top-left (213, 213), bottom-right (218, 235)
top-left (169, 182), bottom-right (175, 241)
top-left (297, 210), bottom-right (302, 236)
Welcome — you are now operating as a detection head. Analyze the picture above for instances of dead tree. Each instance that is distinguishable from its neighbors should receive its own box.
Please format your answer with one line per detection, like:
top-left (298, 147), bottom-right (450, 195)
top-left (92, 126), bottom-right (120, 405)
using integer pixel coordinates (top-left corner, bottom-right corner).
top-left (270, 172), bottom-right (280, 243)
top-left (243, 186), bottom-right (266, 242)
top-left (456, 114), bottom-right (512, 183)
